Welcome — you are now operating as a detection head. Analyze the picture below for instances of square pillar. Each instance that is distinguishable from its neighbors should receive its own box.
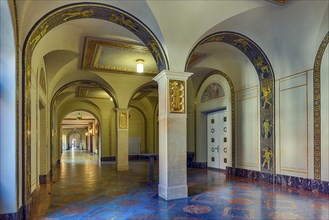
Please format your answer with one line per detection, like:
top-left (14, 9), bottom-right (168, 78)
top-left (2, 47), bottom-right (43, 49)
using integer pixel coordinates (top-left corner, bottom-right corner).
top-left (116, 108), bottom-right (129, 171)
top-left (153, 70), bottom-right (193, 200)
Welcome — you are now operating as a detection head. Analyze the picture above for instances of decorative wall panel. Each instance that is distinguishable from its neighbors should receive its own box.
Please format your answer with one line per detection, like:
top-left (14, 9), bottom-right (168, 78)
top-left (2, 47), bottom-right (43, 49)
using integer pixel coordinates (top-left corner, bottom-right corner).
top-left (237, 88), bottom-right (259, 170)
top-left (279, 74), bottom-right (308, 178)
top-left (169, 80), bottom-right (185, 113)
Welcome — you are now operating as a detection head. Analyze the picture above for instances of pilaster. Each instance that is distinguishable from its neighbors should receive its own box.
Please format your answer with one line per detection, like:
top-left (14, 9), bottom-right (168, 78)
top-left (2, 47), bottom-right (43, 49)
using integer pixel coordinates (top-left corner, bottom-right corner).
top-left (115, 108), bottom-right (129, 171)
top-left (153, 70), bottom-right (193, 200)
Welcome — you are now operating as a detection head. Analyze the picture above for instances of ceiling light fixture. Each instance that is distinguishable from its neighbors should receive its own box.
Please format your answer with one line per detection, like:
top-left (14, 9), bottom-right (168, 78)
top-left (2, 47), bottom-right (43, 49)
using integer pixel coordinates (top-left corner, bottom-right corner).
top-left (136, 59), bottom-right (144, 73)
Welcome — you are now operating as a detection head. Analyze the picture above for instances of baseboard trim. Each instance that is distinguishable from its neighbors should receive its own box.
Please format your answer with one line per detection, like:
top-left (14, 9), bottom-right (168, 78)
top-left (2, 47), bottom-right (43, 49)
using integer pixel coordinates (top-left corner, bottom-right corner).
top-left (101, 156), bottom-right (116, 161)
top-left (0, 206), bottom-right (23, 220)
top-left (187, 161), bottom-right (207, 169)
top-left (100, 155), bottom-right (157, 162)
top-left (39, 173), bottom-right (49, 184)
top-left (226, 167), bottom-right (329, 195)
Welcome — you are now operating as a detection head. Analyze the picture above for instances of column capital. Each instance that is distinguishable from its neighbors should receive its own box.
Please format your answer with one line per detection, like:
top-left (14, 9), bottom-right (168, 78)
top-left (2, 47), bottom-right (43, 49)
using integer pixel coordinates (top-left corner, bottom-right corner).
top-left (115, 108), bottom-right (129, 171)
top-left (153, 70), bottom-right (193, 82)
top-left (153, 70), bottom-right (193, 117)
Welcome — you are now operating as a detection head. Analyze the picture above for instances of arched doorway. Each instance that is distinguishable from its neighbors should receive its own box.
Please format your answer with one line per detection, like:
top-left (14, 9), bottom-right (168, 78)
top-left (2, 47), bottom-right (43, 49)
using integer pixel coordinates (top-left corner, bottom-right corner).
top-left (186, 31), bottom-right (275, 173)
top-left (128, 83), bottom-right (159, 155)
top-left (62, 111), bottom-right (99, 154)
top-left (193, 71), bottom-right (234, 170)
top-left (52, 82), bottom-right (114, 169)
top-left (21, 2), bottom-right (169, 203)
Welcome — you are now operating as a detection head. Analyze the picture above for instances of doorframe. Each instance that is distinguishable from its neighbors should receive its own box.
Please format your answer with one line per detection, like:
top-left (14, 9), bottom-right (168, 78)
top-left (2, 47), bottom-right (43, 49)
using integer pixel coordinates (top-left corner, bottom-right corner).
top-left (205, 108), bottom-right (227, 169)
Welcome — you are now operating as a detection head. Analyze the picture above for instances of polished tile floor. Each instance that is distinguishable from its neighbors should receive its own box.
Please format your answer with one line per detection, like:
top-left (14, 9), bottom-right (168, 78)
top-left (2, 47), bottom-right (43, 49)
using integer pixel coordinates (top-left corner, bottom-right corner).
top-left (31, 150), bottom-right (329, 219)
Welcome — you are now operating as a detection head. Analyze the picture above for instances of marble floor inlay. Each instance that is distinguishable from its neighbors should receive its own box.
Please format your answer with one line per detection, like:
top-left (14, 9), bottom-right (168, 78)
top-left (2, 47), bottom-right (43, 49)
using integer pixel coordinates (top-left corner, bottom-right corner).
top-left (30, 150), bottom-right (329, 219)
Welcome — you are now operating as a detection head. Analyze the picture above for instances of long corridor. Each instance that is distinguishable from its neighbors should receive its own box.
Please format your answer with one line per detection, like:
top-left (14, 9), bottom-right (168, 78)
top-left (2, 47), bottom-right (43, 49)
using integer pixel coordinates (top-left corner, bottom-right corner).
top-left (31, 150), bottom-right (329, 219)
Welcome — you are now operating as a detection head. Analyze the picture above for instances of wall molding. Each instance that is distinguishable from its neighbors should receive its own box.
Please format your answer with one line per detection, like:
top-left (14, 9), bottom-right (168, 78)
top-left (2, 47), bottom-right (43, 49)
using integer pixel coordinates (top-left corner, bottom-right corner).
top-left (313, 31), bottom-right (329, 180)
top-left (227, 167), bottom-right (329, 194)
top-left (0, 206), bottom-right (23, 220)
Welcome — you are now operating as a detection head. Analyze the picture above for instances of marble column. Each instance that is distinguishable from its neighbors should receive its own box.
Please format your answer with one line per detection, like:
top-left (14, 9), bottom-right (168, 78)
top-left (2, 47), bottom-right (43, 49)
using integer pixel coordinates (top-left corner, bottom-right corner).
top-left (116, 108), bottom-right (129, 171)
top-left (153, 70), bottom-right (193, 200)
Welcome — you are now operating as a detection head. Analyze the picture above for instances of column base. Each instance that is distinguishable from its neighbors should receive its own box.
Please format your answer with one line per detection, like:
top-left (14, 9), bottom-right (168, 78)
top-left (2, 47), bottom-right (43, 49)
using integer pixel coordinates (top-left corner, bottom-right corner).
top-left (116, 164), bottom-right (129, 171)
top-left (158, 184), bottom-right (188, 200)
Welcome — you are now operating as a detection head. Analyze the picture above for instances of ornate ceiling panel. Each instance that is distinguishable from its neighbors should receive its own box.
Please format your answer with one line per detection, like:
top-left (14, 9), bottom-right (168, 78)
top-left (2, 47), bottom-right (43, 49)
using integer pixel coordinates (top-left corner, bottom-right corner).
top-left (82, 36), bottom-right (158, 75)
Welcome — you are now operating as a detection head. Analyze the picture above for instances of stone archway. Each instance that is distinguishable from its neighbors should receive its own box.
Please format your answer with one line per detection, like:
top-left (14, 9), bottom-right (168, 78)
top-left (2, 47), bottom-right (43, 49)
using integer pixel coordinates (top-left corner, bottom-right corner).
top-left (186, 31), bottom-right (275, 173)
top-left (22, 2), bottom-right (169, 202)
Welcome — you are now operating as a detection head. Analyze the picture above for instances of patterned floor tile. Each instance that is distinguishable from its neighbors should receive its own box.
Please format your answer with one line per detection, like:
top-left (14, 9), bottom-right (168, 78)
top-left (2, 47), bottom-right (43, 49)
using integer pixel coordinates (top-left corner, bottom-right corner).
top-left (28, 150), bottom-right (329, 220)
top-left (87, 208), bottom-right (126, 219)
top-left (265, 199), bottom-right (298, 209)
top-left (183, 205), bottom-right (212, 214)
top-left (222, 207), bottom-right (255, 219)
top-left (268, 211), bottom-right (304, 220)
top-left (146, 200), bottom-right (176, 211)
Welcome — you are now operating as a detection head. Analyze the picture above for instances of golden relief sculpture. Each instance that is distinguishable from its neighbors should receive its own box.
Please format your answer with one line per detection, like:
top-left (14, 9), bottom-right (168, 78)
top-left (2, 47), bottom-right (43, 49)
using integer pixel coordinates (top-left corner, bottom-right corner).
top-left (262, 119), bottom-right (272, 139)
top-left (119, 112), bottom-right (128, 129)
top-left (233, 38), bottom-right (252, 52)
top-left (109, 13), bottom-right (138, 32)
top-left (169, 80), bottom-right (185, 113)
top-left (29, 23), bottom-right (49, 49)
top-left (262, 147), bottom-right (272, 170)
top-left (204, 35), bottom-right (225, 44)
top-left (62, 9), bottom-right (94, 21)
top-left (146, 39), bottom-right (163, 65)
top-left (261, 85), bottom-right (272, 109)
top-left (254, 56), bottom-right (270, 79)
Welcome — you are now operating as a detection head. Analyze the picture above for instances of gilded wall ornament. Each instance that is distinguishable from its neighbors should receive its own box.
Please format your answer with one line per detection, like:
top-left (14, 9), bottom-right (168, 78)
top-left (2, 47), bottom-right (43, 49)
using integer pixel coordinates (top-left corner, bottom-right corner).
top-left (262, 147), bottom-right (273, 170)
top-left (109, 13), bottom-right (138, 32)
top-left (29, 23), bottom-right (49, 50)
top-left (62, 9), bottom-right (94, 21)
top-left (261, 119), bottom-right (272, 139)
top-left (254, 56), bottom-right (270, 79)
top-left (261, 86), bottom-right (272, 109)
top-left (147, 39), bottom-right (163, 65)
top-left (232, 38), bottom-right (252, 52)
top-left (169, 80), bottom-right (185, 113)
top-left (119, 112), bottom-right (128, 129)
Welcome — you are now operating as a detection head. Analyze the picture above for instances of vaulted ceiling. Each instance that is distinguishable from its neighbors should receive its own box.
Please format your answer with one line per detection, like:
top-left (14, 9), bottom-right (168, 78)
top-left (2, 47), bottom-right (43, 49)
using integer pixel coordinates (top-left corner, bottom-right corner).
top-left (15, 0), bottom-right (328, 124)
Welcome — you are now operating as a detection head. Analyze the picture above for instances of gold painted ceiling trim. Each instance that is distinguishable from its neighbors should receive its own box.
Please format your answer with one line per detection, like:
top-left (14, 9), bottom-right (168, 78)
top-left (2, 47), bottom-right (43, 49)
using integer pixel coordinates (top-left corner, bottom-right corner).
top-left (267, 0), bottom-right (289, 5)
